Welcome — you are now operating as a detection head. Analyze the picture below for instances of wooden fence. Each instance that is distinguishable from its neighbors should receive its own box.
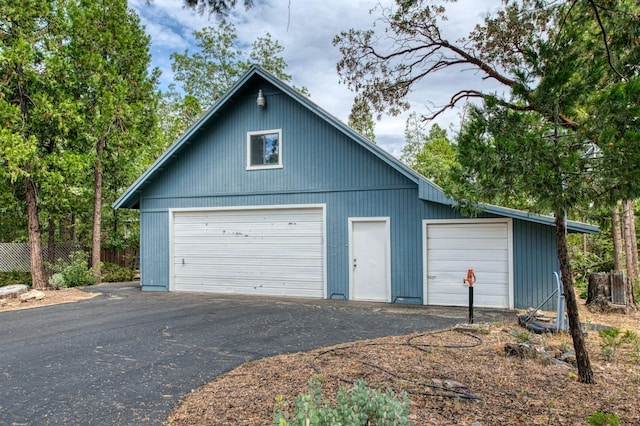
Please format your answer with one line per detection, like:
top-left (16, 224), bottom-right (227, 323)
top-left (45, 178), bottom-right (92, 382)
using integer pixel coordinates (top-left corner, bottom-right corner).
top-left (100, 247), bottom-right (139, 269)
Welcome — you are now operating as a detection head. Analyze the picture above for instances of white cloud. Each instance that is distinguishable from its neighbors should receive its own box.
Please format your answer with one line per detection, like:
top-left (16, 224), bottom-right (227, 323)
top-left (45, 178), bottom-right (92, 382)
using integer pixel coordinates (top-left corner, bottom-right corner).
top-left (129, 0), bottom-right (503, 156)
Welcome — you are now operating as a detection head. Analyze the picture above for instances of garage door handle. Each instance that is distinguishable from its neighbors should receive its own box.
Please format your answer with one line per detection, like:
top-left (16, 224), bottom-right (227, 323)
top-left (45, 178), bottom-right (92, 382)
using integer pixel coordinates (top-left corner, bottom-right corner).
top-left (353, 258), bottom-right (357, 268)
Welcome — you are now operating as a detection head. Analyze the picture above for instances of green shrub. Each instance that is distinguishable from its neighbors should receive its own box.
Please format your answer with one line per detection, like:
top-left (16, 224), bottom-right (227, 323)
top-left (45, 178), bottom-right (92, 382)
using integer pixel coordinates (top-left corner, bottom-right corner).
top-left (598, 328), bottom-right (638, 362)
top-left (586, 411), bottom-right (620, 426)
top-left (515, 331), bottom-right (534, 344)
top-left (0, 271), bottom-right (31, 287)
top-left (46, 251), bottom-right (98, 288)
top-left (101, 262), bottom-right (136, 282)
top-left (48, 273), bottom-right (66, 289)
top-left (274, 378), bottom-right (412, 426)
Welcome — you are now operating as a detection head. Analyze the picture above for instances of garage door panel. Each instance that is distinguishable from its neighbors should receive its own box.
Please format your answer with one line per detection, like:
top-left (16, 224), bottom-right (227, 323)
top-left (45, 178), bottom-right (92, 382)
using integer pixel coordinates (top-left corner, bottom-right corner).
top-left (174, 278), bottom-right (322, 297)
top-left (426, 221), bottom-right (511, 309)
top-left (427, 224), bottom-right (507, 239)
top-left (173, 221), bottom-right (322, 233)
top-left (173, 207), bottom-right (324, 298)
top-left (428, 270), bottom-right (508, 284)
top-left (174, 258), bottom-right (323, 271)
top-left (427, 250), bottom-right (508, 263)
top-left (428, 284), bottom-right (478, 306)
top-left (174, 268), bottom-right (323, 283)
top-left (475, 293), bottom-right (510, 307)
top-left (174, 211), bottom-right (322, 224)
top-left (428, 284), bottom-right (509, 308)
top-left (174, 236), bottom-right (324, 246)
top-left (173, 226), bottom-right (322, 238)
top-left (428, 260), bottom-right (508, 274)
top-left (174, 260), bottom-right (323, 273)
top-left (174, 242), bottom-right (323, 255)
top-left (426, 239), bottom-right (506, 250)
top-left (175, 273), bottom-right (323, 284)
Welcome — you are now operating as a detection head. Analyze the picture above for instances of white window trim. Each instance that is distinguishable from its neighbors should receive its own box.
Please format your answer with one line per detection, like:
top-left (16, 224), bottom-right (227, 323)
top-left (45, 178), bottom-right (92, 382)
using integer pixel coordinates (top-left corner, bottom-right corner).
top-left (246, 129), bottom-right (283, 170)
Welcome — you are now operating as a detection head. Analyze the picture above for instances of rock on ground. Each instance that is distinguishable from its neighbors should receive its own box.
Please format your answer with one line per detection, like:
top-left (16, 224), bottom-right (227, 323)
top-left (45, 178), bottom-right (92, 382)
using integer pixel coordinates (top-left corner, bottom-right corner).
top-left (0, 284), bottom-right (29, 299)
top-left (19, 290), bottom-right (46, 302)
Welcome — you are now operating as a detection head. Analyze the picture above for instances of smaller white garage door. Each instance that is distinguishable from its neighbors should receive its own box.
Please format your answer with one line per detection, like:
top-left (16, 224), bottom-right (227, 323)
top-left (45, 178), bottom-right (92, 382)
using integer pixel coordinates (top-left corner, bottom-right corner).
top-left (172, 206), bottom-right (325, 298)
top-left (425, 220), bottom-right (513, 308)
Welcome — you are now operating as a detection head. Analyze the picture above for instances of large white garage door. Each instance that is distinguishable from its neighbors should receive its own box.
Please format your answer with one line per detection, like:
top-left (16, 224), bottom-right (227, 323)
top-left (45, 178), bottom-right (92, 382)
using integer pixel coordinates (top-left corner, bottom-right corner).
top-left (425, 220), bottom-right (512, 308)
top-left (172, 206), bottom-right (325, 298)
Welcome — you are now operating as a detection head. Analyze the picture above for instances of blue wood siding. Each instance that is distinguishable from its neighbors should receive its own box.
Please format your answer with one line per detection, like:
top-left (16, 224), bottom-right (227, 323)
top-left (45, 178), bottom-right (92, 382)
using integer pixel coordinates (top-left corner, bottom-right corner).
top-left (139, 188), bottom-right (433, 300)
top-left (134, 75), bottom-right (563, 308)
top-left (143, 81), bottom-right (410, 202)
top-left (139, 210), bottom-right (169, 291)
top-left (513, 220), bottom-right (560, 310)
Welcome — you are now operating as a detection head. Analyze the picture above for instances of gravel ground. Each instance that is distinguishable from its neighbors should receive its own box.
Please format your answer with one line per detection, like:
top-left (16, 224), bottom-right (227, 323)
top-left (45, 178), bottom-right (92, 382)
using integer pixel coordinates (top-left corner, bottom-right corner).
top-left (167, 304), bottom-right (640, 425)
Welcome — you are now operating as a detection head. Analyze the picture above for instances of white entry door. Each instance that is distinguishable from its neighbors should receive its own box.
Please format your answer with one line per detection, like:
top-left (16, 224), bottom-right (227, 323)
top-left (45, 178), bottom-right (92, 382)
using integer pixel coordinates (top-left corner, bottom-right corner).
top-left (349, 218), bottom-right (390, 302)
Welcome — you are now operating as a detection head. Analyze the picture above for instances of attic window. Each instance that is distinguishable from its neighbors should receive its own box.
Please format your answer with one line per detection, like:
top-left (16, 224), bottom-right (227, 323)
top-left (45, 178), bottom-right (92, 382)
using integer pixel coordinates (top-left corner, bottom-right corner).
top-left (247, 129), bottom-right (282, 170)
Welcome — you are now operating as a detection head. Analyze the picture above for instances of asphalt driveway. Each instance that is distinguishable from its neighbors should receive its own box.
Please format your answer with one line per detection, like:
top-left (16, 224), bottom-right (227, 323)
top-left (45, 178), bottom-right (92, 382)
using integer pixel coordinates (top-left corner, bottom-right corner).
top-left (0, 282), bottom-right (511, 425)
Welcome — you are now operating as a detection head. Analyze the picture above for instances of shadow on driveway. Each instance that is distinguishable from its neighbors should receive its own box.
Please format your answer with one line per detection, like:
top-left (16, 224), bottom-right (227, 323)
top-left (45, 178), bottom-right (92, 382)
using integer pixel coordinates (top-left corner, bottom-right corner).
top-left (0, 282), bottom-right (512, 425)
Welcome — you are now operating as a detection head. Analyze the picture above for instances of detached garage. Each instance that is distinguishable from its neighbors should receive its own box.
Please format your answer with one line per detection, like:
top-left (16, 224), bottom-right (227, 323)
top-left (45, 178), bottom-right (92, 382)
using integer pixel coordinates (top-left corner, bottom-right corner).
top-left (114, 65), bottom-right (598, 310)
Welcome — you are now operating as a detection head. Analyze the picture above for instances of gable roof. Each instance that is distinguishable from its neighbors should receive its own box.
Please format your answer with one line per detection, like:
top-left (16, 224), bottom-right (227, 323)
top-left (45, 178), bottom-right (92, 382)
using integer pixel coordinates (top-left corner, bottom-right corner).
top-left (113, 65), bottom-right (598, 234)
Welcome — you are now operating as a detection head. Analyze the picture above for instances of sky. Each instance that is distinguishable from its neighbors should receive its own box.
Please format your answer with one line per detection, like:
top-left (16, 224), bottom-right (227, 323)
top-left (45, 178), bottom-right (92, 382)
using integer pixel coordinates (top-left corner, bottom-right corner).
top-left (129, 0), bottom-right (504, 157)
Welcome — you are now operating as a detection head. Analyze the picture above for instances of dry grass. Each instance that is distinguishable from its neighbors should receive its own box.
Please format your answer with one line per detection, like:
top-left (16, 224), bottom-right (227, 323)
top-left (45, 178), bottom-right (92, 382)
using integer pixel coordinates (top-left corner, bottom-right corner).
top-left (167, 302), bottom-right (640, 425)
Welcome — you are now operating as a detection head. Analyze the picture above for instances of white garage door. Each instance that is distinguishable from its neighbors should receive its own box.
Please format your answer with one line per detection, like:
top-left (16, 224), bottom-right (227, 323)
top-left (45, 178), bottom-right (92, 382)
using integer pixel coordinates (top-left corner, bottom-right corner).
top-left (172, 206), bottom-right (325, 298)
top-left (425, 220), bottom-right (512, 308)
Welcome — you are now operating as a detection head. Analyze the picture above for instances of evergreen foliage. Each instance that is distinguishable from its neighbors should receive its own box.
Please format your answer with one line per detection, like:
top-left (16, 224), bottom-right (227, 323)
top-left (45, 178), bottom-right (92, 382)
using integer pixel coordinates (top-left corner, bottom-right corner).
top-left (348, 97), bottom-right (377, 143)
top-left (274, 378), bottom-right (412, 426)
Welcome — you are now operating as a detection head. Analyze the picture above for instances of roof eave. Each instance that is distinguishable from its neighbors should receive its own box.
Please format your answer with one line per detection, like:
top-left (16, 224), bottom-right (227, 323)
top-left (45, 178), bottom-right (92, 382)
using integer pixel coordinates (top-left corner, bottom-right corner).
top-left (482, 204), bottom-right (599, 234)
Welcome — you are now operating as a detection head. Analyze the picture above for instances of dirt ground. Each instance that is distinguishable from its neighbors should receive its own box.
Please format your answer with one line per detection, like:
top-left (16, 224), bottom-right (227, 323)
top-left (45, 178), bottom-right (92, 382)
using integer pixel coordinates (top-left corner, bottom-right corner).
top-left (0, 287), bottom-right (97, 312)
top-left (167, 303), bottom-right (640, 426)
top-left (3, 289), bottom-right (639, 425)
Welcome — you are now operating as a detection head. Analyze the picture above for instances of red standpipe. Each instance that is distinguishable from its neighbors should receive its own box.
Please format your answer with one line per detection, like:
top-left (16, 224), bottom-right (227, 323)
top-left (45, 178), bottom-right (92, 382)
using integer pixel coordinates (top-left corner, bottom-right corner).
top-left (463, 269), bottom-right (476, 324)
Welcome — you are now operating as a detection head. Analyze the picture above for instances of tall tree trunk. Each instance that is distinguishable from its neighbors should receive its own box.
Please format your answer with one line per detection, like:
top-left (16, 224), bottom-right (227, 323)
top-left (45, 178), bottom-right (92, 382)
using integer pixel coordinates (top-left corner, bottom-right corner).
top-left (48, 218), bottom-right (56, 264)
top-left (59, 217), bottom-right (68, 243)
top-left (555, 211), bottom-right (594, 384)
top-left (70, 212), bottom-right (77, 244)
top-left (627, 200), bottom-right (638, 280)
top-left (622, 200), bottom-right (636, 307)
top-left (25, 178), bottom-right (47, 290)
top-left (91, 139), bottom-right (105, 280)
top-left (612, 202), bottom-right (623, 271)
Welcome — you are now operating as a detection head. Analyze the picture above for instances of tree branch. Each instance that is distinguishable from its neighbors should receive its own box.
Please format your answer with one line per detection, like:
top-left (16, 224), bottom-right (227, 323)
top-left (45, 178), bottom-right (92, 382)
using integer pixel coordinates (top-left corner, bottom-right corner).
top-left (587, 0), bottom-right (626, 81)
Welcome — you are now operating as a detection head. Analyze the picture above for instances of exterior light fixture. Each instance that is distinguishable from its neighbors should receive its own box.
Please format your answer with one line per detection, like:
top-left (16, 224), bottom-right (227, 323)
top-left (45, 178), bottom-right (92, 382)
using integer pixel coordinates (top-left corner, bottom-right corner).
top-left (256, 89), bottom-right (266, 107)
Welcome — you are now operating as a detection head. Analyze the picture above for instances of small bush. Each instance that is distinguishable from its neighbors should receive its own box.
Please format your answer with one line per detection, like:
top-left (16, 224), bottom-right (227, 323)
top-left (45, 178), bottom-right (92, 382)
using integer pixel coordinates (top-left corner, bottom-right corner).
top-left (598, 328), bottom-right (638, 362)
top-left (586, 411), bottom-right (620, 426)
top-left (515, 331), bottom-right (534, 344)
top-left (46, 251), bottom-right (98, 288)
top-left (101, 262), bottom-right (136, 283)
top-left (274, 378), bottom-right (412, 425)
top-left (0, 271), bottom-right (31, 287)
top-left (48, 273), bottom-right (66, 289)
